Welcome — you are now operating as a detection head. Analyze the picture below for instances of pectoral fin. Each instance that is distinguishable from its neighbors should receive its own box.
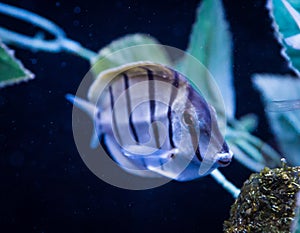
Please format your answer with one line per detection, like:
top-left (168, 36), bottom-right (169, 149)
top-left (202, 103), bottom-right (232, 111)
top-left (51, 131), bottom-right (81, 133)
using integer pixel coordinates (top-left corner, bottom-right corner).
top-left (122, 145), bottom-right (178, 163)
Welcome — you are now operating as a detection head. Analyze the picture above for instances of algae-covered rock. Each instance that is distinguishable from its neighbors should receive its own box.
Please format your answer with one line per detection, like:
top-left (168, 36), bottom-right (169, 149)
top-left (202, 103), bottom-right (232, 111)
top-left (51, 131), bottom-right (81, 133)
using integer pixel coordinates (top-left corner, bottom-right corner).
top-left (224, 163), bottom-right (300, 233)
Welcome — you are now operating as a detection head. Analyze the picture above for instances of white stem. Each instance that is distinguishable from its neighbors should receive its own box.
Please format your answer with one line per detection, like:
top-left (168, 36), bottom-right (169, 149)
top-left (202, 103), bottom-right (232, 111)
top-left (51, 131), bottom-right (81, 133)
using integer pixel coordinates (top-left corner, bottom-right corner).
top-left (210, 169), bottom-right (240, 199)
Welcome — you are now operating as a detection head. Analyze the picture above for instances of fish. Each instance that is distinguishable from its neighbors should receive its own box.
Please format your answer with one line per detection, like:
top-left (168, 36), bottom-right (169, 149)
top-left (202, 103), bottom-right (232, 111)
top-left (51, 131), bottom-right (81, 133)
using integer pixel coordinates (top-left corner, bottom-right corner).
top-left (66, 62), bottom-right (233, 181)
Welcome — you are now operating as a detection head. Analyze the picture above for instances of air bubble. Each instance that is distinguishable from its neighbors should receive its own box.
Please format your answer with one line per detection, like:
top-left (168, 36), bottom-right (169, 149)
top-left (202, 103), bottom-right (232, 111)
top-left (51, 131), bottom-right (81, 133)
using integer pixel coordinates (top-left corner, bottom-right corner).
top-left (74, 6), bottom-right (81, 14)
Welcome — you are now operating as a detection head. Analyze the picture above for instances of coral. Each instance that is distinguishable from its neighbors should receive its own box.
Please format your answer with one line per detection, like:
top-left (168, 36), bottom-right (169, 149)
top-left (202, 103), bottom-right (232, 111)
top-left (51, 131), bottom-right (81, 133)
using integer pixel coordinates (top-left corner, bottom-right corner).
top-left (224, 163), bottom-right (300, 233)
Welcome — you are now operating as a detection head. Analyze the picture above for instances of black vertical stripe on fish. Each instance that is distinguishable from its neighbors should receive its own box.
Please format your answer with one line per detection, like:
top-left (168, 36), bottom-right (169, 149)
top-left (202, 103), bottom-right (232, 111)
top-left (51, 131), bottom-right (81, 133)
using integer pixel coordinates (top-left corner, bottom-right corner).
top-left (167, 106), bottom-right (175, 148)
top-left (141, 158), bottom-right (147, 169)
top-left (100, 134), bottom-right (118, 165)
top-left (195, 146), bottom-right (202, 162)
top-left (96, 111), bottom-right (101, 119)
top-left (147, 69), bottom-right (160, 148)
top-left (167, 71), bottom-right (180, 149)
top-left (147, 69), bottom-right (155, 120)
top-left (187, 85), bottom-right (195, 105)
top-left (109, 85), bottom-right (122, 145)
top-left (123, 73), bottom-right (139, 144)
top-left (186, 85), bottom-right (202, 161)
top-left (188, 126), bottom-right (201, 161)
top-left (173, 70), bottom-right (179, 88)
top-left (95, 110), bottom-right (103, 138)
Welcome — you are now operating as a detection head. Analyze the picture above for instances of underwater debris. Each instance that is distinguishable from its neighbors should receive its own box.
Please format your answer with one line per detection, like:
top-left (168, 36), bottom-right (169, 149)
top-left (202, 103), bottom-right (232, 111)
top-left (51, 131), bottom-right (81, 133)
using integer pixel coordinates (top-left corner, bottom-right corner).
top-left (224, 162), bottom-right (300, 233)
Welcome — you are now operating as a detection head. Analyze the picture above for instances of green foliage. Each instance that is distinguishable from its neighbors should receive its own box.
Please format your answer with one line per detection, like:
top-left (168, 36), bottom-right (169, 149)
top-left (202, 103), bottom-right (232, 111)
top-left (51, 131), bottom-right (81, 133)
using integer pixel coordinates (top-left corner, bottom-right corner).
top-left (0, 42), bottom-right (34, 88)
top-left (268, 0), bottom-right (300, 76)
top-left (254, 1), bottom-right (300, 166)
top-left (176, 0), bottom-right (281, 170)
top-left (176, 0), bottom-right (235, 121)
top-left (254, 75), bottom-right (300, 166)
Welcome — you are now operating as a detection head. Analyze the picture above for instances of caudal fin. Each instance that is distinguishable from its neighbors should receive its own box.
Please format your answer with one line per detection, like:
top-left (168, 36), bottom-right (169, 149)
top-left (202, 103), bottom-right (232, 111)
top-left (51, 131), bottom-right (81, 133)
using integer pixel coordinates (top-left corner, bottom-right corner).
top-left (65, 94), bottom-right (97, 118)
top-left (66, 94), bottom-right (101, 148)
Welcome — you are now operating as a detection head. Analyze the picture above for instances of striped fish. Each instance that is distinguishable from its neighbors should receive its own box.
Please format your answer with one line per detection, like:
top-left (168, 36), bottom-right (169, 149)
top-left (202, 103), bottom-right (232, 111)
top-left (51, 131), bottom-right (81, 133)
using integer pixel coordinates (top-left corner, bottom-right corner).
top-left (66, 62), bottom-right (233, 181)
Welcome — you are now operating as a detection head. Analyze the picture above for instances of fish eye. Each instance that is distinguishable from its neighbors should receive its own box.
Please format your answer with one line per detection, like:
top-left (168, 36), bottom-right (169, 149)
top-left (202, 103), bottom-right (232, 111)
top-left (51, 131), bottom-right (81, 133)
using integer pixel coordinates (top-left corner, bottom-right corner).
top-left (182, 111), bottom-right (195, 127)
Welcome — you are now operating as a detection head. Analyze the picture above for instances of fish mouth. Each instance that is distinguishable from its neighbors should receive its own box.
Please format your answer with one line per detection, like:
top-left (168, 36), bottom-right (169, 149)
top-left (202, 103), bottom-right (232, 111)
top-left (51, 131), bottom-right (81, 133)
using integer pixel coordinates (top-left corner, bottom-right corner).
top-left (216, 150), bottom-right (233, 167)
top-left (217, 159), bottom-right (231, 166)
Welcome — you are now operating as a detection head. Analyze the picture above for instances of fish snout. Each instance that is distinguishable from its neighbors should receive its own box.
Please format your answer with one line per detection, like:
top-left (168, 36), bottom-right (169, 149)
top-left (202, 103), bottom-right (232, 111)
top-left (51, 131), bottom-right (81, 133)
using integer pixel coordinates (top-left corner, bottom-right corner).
top-left (216, 150), bottom-right (233, 167)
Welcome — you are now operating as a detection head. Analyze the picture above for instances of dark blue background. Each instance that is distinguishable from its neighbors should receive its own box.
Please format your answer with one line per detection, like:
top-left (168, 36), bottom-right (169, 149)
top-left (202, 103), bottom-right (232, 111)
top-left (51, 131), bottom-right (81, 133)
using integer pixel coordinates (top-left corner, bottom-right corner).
top-left (0, 0), bottom-right (292, 232)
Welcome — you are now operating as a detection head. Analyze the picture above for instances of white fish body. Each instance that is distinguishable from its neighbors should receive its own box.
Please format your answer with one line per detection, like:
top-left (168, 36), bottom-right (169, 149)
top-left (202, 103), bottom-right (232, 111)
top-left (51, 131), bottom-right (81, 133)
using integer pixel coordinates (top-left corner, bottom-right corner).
top-left (67, 62), bottom-right (233, 181)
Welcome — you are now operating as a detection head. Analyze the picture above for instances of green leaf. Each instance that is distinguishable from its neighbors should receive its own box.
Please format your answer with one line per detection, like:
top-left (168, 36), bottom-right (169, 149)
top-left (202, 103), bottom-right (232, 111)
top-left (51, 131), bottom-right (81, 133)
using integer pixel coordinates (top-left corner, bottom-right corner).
top-left (253, 74), bottom-right (300, 166)
top-left (176, 0), bottom-right (235, 121)
top-left (268, 0), bottom-right (300, 75)
top-left (226, 125), bottom-right (281, 171)
top-left (91, 34), bottom-right (172, 77)
top-left (0, 42), bottom-right (34, 88)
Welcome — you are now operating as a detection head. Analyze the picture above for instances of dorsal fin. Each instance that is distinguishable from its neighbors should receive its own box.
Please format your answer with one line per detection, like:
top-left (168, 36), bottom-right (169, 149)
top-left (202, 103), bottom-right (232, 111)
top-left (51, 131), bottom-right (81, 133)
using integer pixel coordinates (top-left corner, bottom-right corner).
top-left (87, 61), bottom-right (173, 103)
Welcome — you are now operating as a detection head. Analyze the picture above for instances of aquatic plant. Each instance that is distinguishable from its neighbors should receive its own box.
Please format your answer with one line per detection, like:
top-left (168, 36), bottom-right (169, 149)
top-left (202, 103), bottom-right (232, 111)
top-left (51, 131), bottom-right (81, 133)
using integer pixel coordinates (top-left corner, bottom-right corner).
top-left (254, 0), bottom-right (300, 166)
top-left (0, 41), bottom-right (33, 87)
top-left (4, 0), bottom-right (300, 232)
top-left (0, 0), bottom-right (284, 198)
top-left (223, 1), bottom-right (300, 231)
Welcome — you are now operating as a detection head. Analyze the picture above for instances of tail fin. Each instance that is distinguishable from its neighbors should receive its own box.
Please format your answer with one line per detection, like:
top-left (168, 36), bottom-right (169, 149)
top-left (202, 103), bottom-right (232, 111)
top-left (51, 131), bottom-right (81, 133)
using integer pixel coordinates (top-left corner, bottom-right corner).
top-left (65, 94), bottom-right (97, 118)
top-left (66, 94), bottom-right (101, 148)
